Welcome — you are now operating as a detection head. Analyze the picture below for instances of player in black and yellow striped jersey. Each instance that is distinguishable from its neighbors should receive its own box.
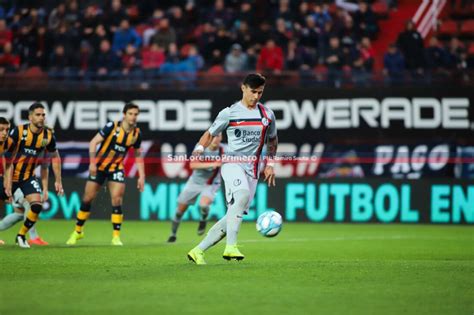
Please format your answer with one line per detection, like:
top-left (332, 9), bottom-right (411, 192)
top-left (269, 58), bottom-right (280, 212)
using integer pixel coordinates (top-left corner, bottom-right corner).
top-left (66, 102), bottom-right (145, 246)
top-left (4, 103), bottom-right (64, 248)
top-left (0, 117), bottom-right (12, 245)
top-left (0, 117), bottom-right (51, 246)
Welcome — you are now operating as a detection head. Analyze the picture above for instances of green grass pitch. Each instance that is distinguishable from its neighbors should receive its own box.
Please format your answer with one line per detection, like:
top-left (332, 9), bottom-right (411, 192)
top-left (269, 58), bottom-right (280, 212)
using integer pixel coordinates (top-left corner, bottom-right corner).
top-left (0, 221), bottom-right (473, 315)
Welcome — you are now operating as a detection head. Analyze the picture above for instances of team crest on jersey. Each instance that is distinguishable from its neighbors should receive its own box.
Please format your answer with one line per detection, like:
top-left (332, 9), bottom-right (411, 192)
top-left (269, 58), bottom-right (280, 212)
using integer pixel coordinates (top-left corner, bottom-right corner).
top-left (261, 118), bottom-right (269, 126)
top-left (41, 138), bottom-right (48, 147)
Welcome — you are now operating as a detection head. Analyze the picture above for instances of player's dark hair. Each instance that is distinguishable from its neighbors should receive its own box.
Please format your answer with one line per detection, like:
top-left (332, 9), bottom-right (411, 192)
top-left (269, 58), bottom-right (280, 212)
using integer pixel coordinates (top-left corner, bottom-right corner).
top-left (123, 102), bottom-right (140, 114)
top-left (29, 102), bottom-right (45, 113)
top-left (0, 117), bottom-right (10, 125)
top-left (242, 73), bottom-right (266, 89)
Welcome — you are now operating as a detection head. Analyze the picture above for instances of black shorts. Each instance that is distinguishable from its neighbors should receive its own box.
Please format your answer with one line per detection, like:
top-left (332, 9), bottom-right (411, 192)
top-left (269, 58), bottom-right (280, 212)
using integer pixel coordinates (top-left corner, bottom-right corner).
top-left (0, 176), bottom-right (8, 200)
top-left (88, 170), bottom-right (125, 185)
top-left (12, 176), bottom-right (43, 198)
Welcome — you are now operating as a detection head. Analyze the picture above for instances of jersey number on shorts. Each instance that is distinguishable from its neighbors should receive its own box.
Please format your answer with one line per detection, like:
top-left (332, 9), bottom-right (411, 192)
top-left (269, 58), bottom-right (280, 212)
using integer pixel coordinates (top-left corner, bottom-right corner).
top-left (113, 172), bottom-right (124, 181)
top-left (31, 180), bottom-right (42, 193)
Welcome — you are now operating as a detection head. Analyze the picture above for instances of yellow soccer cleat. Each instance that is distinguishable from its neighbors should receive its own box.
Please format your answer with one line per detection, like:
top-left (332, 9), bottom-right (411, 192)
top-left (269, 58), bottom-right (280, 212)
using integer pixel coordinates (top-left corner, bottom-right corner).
top-left (111, 236), bottom-right (123, 246)
top-left (66, 231), bottom-right (84, 245)
top-left (222, 245), bottom-right (245, 261)
top-left (187, 246), bottom-right (206, 265)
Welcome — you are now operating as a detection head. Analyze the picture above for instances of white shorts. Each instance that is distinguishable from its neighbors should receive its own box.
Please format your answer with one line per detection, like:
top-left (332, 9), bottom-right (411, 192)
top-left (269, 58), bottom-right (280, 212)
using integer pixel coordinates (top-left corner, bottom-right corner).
top-left (177, 180), bottom-right (220, 205)
top-left (221, 163), bottom-right (258, 209)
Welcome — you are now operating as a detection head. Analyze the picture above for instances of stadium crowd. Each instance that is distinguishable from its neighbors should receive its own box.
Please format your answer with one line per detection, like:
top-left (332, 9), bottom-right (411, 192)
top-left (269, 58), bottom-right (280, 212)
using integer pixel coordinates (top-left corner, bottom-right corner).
top-left (0, 0), bottom-right (472, 86)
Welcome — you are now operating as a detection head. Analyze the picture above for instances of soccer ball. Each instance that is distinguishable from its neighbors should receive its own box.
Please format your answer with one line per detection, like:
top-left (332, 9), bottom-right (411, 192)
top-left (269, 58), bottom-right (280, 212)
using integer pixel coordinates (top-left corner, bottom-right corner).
top-left (256, 211), bottom-right (282, 237)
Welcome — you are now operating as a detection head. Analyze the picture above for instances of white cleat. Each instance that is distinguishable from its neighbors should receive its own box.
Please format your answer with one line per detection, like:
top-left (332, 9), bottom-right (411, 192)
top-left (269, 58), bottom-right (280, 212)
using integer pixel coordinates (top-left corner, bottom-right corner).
top-left (16, 235), bottom-right (31, 249)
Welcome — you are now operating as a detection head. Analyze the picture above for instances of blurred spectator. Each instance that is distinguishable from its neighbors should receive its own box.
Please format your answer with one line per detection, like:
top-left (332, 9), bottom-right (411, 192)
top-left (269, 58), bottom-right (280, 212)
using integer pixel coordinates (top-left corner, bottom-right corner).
top-left (48, 3), bottom-right (66, 30)
top-left (92, 39), bottom-right (121, 79)
top-left (48, 44), bottom-right (72, 79)
top-left (397, 20), bottom-right (424, 71)
top-left (0, 42), bottom-right (20, 74)
top-left (234, 21), bottom-right (254, 50)
top-left (0, 19), bottom-right (12, 47)
top-left (105, 0), bottom-right (127, 33)
top-left (204, 0), bottom-right (234, 28)
top-left (121, 43), bottom-right (142, 78)
top-left (36, 26), bottom-right (53, 68)
top-left (325, 36), bottom-right (344, 86)
top-left (285, 39), bottom-right (312, 70)
top-left (212, 26), bottom-right (232, 58)
top-left (255, 21), bottom-right (273, 45)
top-left (257, 39), bottom-right (284, 73)
top-left (294, 2), bottom-right (311, 31)
top-left (425, 36), bottom-right (447, 71)
top-left (384, 43), bottom-right (405, 85)
top-left (318, 21), bottom-right (335, 62)
top-left (160, 43), bottom-right (203, 86)
top-left (142, 43), bottom-right (166, 73)
top-left (185, 45), bottom-right (205, 72)
top-left (445, 37), bottom-right (464, 69)
top-left (299, 15), bottom-right (319, 51)
top-left (246, 46), bottom-right (258, 70)
top-left (197, 22), bottom-right (217, 62)
top-left (225, 43), bottom-right (248, 73)
top-left (82, 6), bottom-right (100, 40)
top-left (90, 24), bottom-right (110, 54)
top-left (312, 4), bottom-right (331, 28)
top-left (339, 15), bottom-right (357, 47)
top-left (359, 37), bottom-right (375, 71)
top-left (64, 0), bottom-right (80, 29)
top-left (150, 18), bottom-right (176, 52)
top-left (53, 23), bottom-right (79, 56)
top-left (273, 0), bottom-right (293, 23)
top-left (169, 6), bottom-right (189, 45)
top-left (13, 24), bottom-right (37, 69)
top-left (353, 2), bottom-right (379, 39)
top-left (78, 41), bottom-right (92, 77)
top-left (235, 1), bottom-right (255, 29)
top-left (112, 19), bottom-right (141, 53)
top-left (274, 18), bottom-right (292, 48)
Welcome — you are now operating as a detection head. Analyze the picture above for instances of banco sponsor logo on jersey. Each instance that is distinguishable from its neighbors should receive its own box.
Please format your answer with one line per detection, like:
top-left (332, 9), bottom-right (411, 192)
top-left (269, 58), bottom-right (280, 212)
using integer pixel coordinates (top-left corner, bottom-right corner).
top-left (234, 129), bottom-right (261, 143)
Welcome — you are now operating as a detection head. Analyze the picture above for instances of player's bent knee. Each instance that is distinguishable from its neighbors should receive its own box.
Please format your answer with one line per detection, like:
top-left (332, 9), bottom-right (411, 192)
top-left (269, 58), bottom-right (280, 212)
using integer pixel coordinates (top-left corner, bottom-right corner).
top-left (111, 198), bottom-right (123, 206)
top-left (30, 203), bottom-right (43, 214)
top-left (233, 189), bottom-right (250, 209)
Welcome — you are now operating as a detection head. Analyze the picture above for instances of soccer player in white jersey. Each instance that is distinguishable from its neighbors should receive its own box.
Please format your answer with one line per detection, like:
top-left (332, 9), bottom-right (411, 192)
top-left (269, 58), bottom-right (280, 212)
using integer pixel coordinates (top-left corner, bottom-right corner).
top-left (167, 134), bottom-right (225, 243)
top-left (187, 73), bottom-right (278, 265)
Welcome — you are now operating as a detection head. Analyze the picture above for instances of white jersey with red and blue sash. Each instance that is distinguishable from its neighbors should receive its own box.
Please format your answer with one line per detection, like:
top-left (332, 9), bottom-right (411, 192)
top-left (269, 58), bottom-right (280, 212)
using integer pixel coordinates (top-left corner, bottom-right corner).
top-left (208, 101), bottom-right (277, 179)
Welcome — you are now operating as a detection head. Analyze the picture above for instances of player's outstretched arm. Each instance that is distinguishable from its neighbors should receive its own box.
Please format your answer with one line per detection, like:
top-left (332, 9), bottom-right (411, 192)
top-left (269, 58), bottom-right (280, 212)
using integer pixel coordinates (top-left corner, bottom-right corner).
top-left (135, 148), bottom-right (145, 192)
top-left (264, 136), bottom-right (278, 187)
top-left (89, 133), bottom-right (104, 176)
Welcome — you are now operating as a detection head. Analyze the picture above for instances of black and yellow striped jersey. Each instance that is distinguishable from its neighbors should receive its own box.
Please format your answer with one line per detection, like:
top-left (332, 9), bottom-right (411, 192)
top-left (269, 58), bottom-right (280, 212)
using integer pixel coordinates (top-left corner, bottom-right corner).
top-left (7, 124), bottom-right (57, 182)
top-left (0, 137), bottom-right (13, 176)
top-left (95, 121), bottom-right (142, 173)
top-left (0, 137), bottom-right (13, 156)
